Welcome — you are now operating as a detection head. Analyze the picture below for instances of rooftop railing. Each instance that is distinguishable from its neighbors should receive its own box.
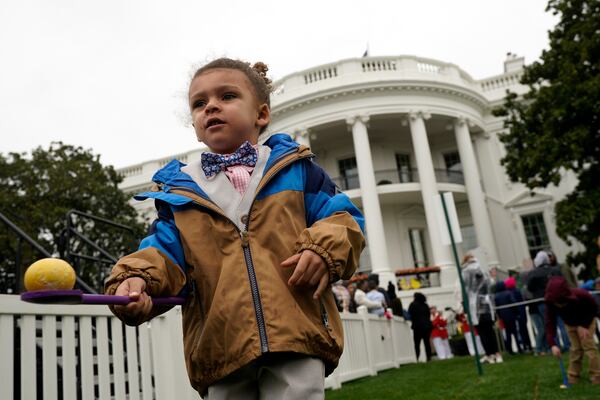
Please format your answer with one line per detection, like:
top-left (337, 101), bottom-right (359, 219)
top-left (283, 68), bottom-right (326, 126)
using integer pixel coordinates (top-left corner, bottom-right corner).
top-left (479, 71), bottom-right (523, 92)
top-left (271, 56), bottom-right (487, 106)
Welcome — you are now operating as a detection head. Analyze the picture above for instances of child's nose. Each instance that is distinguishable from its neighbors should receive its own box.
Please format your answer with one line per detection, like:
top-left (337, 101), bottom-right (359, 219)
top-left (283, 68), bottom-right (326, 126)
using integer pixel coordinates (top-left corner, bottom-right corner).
top-left (205, 98), bottom-right (220, 113)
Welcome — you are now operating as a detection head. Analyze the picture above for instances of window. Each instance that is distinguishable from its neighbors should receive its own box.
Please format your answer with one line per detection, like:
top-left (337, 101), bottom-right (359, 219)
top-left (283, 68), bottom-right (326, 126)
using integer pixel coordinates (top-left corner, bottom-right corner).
top-left (338, 157), bottom-right (359, 190)
top-left (443, 151), bottom-right (463, 183)
top-left (443, 151), bottom-right (462, 171)
top-left (521, 213), bottom-right (550, 259)
top-left (408, 228), bottom-right (428, 267)
top-left (395, 153), bottom-right (413, 183)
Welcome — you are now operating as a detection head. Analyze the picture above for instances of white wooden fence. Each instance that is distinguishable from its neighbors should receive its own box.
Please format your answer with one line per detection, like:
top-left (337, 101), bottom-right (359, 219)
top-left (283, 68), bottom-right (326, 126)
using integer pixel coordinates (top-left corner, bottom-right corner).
top-left (0, 295), bottom-right (416, 399)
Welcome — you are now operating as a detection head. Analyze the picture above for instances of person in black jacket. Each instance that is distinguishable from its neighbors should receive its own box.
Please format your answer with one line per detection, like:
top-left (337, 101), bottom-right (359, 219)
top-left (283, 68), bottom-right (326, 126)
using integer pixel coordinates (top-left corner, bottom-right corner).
top-left (408, 292), bottom-right (432, 362)
top-left (526, 250), bottom-right (570, 351)
top-left (526, 251), bottom-right (554, 354)
top-left (504, 277), bottom-right (533, 352)
top-left (494, 281), bottom-right (520, 354)
top-left (387, 281), bottom-right (404, 317)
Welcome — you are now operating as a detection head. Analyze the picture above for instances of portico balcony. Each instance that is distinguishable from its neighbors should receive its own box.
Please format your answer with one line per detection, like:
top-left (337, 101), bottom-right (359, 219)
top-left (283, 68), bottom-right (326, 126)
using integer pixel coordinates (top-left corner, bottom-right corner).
top-left (332, 168), bottom-right (464, 191)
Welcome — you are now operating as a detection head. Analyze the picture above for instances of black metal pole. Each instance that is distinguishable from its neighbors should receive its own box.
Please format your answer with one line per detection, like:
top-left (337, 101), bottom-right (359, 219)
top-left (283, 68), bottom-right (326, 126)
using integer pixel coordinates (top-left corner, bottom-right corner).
top-left (0, 211), bottom-right (52, 257)
top-left (440, 193), bottom-right (483, 376)
top-left (68, 228), bottom-right (117, 264)
top-left (67, 209), bottom-right (134, 232)
top-left (0, 210), bottom-right (97, 293)
top-left (16, 237), bottom-right (23, 293)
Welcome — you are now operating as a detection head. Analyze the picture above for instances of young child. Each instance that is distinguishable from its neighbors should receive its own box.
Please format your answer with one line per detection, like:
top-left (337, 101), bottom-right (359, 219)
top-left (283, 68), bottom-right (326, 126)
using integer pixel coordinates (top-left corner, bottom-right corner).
top-left (456, 311), bottom-right (485, 357)
top-left (104, 58), bottom-right (365, 399)
top-left (430, 306), bottom-right (453, 360)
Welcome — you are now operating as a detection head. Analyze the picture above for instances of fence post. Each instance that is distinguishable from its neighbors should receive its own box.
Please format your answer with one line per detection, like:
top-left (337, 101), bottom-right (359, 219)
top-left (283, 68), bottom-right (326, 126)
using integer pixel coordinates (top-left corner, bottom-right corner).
top-left (357, 306), bottom-right (377, 376)
top-left (0, 314), bottom-right (14, 400)
top-left (167, 307), bottom-right (201, 400)
top-left (151, 313), bottom-right (176, 399)
top-left (388, 309), bottom-right (401, 368)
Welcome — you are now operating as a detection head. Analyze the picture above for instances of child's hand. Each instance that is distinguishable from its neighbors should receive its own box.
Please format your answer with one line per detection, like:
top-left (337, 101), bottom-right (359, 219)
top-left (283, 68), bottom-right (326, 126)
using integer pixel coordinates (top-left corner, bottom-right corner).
top-left (113, 277), bottom-right (152, 321)
top-left (281, 250), bottom-right (329, 300)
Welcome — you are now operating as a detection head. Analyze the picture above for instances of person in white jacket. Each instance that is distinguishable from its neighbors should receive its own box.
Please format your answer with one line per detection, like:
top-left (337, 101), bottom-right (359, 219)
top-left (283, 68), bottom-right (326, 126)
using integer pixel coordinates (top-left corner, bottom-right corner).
top-left (354, 279), bottom-right (383, 311)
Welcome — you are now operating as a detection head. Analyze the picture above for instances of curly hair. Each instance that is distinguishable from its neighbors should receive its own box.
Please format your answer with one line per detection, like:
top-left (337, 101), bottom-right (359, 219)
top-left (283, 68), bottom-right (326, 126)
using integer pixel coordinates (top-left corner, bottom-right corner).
top-left (191, 58), bottom-right (272, 107)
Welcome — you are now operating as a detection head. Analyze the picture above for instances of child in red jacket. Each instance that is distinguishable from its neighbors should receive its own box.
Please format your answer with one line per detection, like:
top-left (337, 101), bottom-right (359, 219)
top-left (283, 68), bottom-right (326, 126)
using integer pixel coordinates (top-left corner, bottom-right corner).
top-left (431, 306), bottom-right (453, 360)
top-left (457, 312), bottom-right (485, 356)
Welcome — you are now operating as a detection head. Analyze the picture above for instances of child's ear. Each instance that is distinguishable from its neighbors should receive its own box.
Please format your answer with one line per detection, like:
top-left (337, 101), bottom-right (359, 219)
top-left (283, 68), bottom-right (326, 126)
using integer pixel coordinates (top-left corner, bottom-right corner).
top-left (256, 103), bottom-right (271, 129)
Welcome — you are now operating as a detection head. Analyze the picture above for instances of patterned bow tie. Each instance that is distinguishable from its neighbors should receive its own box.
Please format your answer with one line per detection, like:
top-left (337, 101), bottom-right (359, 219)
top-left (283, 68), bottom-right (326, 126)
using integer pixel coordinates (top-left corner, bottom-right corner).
top-left (201, 141), bottom-right (258, 178)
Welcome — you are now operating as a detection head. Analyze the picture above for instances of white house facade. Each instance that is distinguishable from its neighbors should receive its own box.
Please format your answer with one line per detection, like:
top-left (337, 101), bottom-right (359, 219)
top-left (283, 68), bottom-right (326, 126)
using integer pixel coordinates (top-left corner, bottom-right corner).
top-left (117, 55), bottom-right (580, 309)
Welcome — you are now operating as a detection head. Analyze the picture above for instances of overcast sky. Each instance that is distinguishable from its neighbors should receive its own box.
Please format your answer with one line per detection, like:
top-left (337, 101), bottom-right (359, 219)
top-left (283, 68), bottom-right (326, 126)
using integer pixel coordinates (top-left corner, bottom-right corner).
top-left (0, 0), bottom-right (557, 168)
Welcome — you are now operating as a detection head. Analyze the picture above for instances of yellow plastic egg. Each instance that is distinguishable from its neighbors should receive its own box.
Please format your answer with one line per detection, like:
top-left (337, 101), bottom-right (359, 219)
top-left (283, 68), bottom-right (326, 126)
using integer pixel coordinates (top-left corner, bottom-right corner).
top-left (24, 258), bottom-right (76, 291)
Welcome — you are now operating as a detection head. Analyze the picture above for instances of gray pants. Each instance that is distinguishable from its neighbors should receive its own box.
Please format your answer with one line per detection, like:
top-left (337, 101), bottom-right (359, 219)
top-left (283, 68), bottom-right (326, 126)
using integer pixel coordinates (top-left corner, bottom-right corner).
top-left (206, 353), bottom-right (325, 400)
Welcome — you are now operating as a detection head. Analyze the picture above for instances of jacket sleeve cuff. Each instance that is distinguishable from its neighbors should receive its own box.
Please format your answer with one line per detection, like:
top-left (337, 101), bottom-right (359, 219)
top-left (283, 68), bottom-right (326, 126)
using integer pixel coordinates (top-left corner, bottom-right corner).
top-left (104, 270), bottom-right (155, 296)
top-left (296, 242), bottom-right (341, 283)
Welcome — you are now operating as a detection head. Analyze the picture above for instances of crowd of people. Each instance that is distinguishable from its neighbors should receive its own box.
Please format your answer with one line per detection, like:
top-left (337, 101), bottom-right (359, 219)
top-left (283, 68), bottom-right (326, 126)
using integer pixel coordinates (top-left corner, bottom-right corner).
top-left (331, 248), bottom-right (600, 385)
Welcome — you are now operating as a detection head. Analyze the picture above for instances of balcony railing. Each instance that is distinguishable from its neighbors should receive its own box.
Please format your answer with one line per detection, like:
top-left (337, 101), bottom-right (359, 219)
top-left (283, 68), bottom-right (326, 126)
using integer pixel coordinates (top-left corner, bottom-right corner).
top-left (332, 168), bottom-right (464, 191)
top-left (435, 169), bottom-right (464, 184)
top-left (332, 175), bottom-right (360, 191)
top-left (375, 168), bottom-right (419, 186)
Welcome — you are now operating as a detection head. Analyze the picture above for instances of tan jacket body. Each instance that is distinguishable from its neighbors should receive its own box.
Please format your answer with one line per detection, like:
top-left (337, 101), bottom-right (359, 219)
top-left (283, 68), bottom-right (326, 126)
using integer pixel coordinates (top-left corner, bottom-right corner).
top-left (105, 135), bottom-right (365, 395)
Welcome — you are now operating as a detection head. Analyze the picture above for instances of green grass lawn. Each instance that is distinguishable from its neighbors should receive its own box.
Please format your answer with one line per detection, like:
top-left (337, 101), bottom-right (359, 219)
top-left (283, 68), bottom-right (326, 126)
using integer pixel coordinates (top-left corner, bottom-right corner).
top-left (326, 354), bottom-right (598, 400)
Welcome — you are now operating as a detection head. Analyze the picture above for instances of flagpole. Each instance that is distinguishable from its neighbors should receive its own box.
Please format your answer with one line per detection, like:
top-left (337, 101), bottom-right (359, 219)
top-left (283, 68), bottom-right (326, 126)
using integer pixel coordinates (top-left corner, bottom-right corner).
top-left (440, 193), bottom-right (483, 376)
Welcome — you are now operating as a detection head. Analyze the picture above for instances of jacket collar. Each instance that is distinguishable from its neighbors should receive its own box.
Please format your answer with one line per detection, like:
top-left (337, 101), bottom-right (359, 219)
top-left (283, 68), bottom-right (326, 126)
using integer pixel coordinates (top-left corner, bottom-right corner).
top-left (135, 133), bottom-right (311, 206)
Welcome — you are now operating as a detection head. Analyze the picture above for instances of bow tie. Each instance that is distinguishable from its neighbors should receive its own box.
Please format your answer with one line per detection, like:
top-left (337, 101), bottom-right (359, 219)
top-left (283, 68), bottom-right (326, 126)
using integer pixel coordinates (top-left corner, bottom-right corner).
top-left (201, 141), bottom-right (258, 178)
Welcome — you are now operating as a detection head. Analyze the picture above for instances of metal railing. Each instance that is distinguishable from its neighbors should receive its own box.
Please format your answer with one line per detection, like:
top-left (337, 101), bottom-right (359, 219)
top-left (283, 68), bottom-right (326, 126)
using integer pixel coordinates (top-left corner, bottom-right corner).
top-left (0, 210), bottom-right (95, 294)
top-left (375, 168), bottom-right (419, 185)
top-left (435, 169), bottom-right (464, 184)
top-left (59, 209), bottom-right (138, 293)
top-left (332, 174), bottom-right (360, 191)
top-left (331, 168), bottom-right (464, 191)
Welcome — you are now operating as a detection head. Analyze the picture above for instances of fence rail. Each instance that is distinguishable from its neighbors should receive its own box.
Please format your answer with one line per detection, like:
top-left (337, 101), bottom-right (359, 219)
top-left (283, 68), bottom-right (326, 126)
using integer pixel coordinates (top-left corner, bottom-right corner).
top-left (1, 295), bottom-right (416, 399)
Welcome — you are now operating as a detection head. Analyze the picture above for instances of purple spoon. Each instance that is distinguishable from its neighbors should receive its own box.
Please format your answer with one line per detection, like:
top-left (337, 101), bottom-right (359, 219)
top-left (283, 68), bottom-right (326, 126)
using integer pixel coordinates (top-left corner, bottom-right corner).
top-left (21, 289), bottom-right (185, 306)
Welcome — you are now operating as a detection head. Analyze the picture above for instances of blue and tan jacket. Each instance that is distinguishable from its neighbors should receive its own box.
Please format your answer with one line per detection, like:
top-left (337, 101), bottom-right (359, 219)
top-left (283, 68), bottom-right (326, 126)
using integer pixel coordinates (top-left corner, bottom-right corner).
top-left (105, 133), bottom-right (365, 394)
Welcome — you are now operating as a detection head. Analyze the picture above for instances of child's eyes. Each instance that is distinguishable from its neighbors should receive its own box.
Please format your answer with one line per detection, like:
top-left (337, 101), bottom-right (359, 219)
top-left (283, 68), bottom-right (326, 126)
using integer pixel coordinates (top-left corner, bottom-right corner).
top-left (191, 93), bottom-right (236, 109)
top-left (192, 100), bottom-right (206, 109)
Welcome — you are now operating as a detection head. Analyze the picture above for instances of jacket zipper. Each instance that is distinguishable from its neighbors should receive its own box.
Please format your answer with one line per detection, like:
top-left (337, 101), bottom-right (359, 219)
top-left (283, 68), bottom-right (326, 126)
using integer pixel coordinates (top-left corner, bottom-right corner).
top-left (160, 147), bottom-right (313, 355)
top-left (236, 149), bottom-right (313, 353)
top-left (240, 231), bottom-right (269, 352)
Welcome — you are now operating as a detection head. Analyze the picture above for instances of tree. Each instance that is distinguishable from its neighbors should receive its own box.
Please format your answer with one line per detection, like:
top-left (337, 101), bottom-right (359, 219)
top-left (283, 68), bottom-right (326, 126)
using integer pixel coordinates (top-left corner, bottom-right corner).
top-left (0, 142), bottom-right (148, 293)
top-left (494, 0), bottom-right (600, 279)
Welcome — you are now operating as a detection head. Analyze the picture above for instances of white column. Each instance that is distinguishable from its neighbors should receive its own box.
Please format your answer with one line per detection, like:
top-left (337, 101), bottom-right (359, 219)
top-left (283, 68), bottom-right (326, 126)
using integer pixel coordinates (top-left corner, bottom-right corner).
top-left (407, 112), bottom-right (455, 283)
top-left (347, 115), bottom-right (395, 288)
top-left (454, 118), bottom-right (499, 266)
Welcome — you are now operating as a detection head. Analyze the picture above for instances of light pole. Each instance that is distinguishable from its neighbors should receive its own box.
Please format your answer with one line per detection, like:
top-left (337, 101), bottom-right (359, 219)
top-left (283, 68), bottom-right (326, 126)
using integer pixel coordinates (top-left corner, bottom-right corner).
top-left (438, 192), bottom-right (483, 376)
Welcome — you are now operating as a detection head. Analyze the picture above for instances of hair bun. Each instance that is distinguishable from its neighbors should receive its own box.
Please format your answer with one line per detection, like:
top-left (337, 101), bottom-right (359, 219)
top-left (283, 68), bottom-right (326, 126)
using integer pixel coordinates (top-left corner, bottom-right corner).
top-left (252, 62), bottom-right (272, 90)
top-left (252, 61), bottom-right (268, 76)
